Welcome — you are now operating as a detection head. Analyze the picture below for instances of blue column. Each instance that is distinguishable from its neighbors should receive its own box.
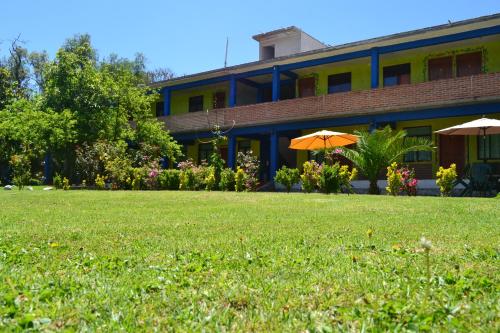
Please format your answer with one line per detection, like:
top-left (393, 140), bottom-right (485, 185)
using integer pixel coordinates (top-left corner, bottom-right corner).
top-left (370, 48), bottom-right (379, 89)
top-left (227, 135), bottom-right (236, 169)
top-left (229, 75), bottom-right (237, 107)
top-left (272, 66), bottom-right (280, 102)
top-left (162, 87), bottom-right (171, 116)
top-left (270, 131), bottom-right (279, 180)
top-left (44, 152), bottom-right (53, 185)
top-left (369, 120), bottom-right (378, 133)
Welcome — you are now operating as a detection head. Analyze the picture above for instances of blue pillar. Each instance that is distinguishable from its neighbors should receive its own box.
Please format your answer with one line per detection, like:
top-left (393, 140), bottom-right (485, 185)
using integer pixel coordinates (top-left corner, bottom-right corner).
top-left (272, 66), bottom-right (280, 102)
top-left (370, 48), bottom-right (379, 89)
top-left (162, 88), bottom-right (171, 116)
top-left (227, 135), bottom-right (236, 169)
top-left (44, 152), bottom-right (53, 185)
top-left (229, 75), bottom-right (237, 107)
top-left (369, 120), bottom-right (378, 133)
top-left (270, 131), bottom-right (279, 181)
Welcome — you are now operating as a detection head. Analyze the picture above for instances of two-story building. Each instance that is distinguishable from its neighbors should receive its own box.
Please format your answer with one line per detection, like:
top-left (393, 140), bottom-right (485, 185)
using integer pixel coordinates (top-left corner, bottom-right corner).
top-left (152, 14), bottom-right (500, 185)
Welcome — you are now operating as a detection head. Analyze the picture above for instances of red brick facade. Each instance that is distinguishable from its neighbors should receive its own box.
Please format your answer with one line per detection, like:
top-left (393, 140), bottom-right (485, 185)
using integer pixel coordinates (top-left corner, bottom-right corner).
top-left (160, 72), bottom-right (500, 133)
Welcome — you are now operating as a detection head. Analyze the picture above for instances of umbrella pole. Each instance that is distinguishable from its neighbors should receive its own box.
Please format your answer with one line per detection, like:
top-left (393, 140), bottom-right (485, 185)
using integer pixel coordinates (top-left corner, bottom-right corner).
top-left (483, 127), bottom-right (487, 164)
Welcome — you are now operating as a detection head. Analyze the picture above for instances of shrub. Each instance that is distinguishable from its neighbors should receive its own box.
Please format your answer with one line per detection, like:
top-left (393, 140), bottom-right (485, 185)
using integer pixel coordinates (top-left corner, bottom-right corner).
top-left (219, 168), bottom-right (235, 191)
top-left (319, 163), bottom-right (341, 194)
top-left (386, 162), bottom-right (403, 196)
top-left (301, 161), bottom-right (321, 193)
top-left (9, 154), bottom-right (31, 190)
top-left (62, 177), bottom-right (70, 191)
top-left (339, 164), bottom-right (358, 194)
top-left (400, 166), bottom-right (418, 196)
top-left (318, 163), bottom-right (357, 194)
top-left (131, 168), bottom-right (146, 190)
top-left (235, 167), bottom-right (248, 192)
top-left (158, 169), bottom-right (181, 190)
top-left (436, 163), bottom-right (457, 197)
top-left (95, 174), bottom-right (106, 190)
top-left (205, 166), bottom-right (217, 191)
top-left (53, 173), bottom-right (63, 189)
top-left (179, 168), bottom-right (196, 191)
top-left (274, 166), bottom-right (300, 192)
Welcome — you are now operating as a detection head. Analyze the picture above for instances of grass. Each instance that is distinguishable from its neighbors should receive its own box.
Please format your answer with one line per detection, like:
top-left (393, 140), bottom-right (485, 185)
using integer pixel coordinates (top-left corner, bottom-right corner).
top-left (0, 190), bottom-right (498, 331)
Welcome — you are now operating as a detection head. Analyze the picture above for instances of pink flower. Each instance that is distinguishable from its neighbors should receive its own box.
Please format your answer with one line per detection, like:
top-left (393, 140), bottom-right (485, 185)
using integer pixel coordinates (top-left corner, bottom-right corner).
top-left (334, 148), bottom-right (343, 154)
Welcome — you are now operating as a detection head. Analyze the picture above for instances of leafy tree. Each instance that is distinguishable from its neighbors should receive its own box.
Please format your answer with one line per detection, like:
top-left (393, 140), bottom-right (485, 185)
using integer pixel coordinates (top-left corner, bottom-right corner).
top-left (0, 67), bottom-right (15, 109)
top-left (340, 126), bottom-right (433, 194)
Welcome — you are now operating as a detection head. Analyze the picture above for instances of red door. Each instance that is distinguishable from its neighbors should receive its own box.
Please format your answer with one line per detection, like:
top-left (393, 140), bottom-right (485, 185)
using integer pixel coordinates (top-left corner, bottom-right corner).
top-left (439, 135), bottom-right (466, 176)
top-left (298, 77), bottom-right (316, 98)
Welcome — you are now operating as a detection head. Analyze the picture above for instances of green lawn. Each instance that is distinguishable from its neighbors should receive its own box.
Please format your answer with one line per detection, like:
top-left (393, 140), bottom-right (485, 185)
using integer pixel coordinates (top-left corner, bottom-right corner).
top-left (0, 190), bottom-right (498, 331)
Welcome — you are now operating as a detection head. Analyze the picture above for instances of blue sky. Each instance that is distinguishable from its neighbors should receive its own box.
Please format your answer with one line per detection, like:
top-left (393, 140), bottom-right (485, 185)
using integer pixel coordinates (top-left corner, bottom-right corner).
top-left (1, 1), bottom-right (499, 76)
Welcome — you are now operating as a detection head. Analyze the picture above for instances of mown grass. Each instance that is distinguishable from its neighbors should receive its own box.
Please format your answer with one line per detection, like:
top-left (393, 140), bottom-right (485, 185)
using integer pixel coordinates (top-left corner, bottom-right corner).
top-left (0, 190), bottom-right (498, 331)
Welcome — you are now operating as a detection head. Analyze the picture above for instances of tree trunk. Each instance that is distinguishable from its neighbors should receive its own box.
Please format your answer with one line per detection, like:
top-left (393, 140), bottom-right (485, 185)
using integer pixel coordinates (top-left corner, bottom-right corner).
top-left (368, 179), bottom-right (380, 195)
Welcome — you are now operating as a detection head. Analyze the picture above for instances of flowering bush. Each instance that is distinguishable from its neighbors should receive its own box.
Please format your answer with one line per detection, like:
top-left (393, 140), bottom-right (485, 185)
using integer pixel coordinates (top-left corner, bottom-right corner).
top-left (274, 166), bottom-right (300, 192)
top-left (300, 161), bottom-right (321, 193)
top-left (339, 164), bottom-right (358, 193)
top-left (386, 162), bottom-right (418, 196)
top-left (178, 159), bottom-right (208, 190)
top-left (436, 163), bottom-right (457, 197)
top-left (219, 168), bottom-right (235, 191)
top-left (237, 151), bottom-right (259, 191)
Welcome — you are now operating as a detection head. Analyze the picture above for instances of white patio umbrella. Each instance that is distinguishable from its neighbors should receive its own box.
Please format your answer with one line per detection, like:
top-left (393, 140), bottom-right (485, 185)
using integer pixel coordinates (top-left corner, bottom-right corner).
top-left (435, 117), bottom-right (500, 163)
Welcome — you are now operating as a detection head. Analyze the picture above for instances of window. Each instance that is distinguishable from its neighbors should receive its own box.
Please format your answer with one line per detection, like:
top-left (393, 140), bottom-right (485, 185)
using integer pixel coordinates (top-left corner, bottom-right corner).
top-left (428, 56), bottom-right (453, 81)
top-left (457, 52), bottom-right (482, 77)
top-left (155, 101), bottom-right (164, 117)
top-left (262, 46), bottom-right (275, 60)
top-left (383, 63), bottom-right (410, 87)
top-left (298, 77), bottom-right (316, 98)
top-left (189, 95), bottom-right (204, 112)
top-left (328, 72), bottom-right (351, 93)
top-left (478, 134), bottom-right (500, 160)
top-left (213, 92), bottom-right (226, 109)
top-left (198, 143), bottom-right (213, 164)
top-left (280, 82), bottom-right (296, 100)
top-left (237, 140), bottom-right (251, 154)
top-left (404, 126), bottom-right (432, 162)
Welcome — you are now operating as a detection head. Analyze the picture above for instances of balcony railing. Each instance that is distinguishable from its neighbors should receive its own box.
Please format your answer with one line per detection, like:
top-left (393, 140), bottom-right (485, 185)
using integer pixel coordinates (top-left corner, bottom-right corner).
top-left (160, 72), bottom-right (500, 133)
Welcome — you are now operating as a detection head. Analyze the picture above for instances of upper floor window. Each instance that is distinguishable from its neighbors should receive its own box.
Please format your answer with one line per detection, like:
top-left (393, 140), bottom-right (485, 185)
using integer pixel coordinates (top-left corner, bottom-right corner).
top-left (155, 101), bottom-right (164, 117)
top-left (213, 92), bottom-right (226, 109)
top-left (298, 77), bottom-right (316, 98)
top-left (478, 134), bottom-right (500, 160)
top-left (404, 126), bottom-right (432, 162)
top-left (383, 63), bottom-right (410, 87)
top-left (428, 56), bottom-right (453, 81)
top-left (457, 52), bottom-right (482, 77)
top-left (189, 95), bottom-right (204, 112)
top-left (328, 72), bottom-right (351, 93)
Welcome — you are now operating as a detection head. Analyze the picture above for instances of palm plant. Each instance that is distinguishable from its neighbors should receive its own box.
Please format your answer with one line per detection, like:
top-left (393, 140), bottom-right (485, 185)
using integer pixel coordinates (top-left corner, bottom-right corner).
top-left (340, 126), bottom-right (434, 194)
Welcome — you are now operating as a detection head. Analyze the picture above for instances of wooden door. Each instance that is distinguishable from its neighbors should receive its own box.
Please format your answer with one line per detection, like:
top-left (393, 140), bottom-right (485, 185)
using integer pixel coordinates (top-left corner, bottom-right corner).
top-left (428, 56), bottom-right (453, 81)
top-left (439, 135), bottom-right (466, 176)
top-left (298, 77), bottom-right (315, 98)
top-left (456, 52), bottom-right (482, 77)
top-left (213, 92), bottom-right (226, 109)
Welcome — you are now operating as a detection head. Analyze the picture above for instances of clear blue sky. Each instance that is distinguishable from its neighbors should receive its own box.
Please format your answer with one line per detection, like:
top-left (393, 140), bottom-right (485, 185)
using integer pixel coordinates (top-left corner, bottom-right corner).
top-left (1, 1), bottom-right (499, 76)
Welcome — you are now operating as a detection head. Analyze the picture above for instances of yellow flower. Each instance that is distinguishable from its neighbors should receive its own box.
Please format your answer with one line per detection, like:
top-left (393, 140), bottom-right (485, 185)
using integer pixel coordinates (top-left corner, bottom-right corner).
top-left (366, 229), bottom-right (373, 239)
top-left (49, 242), bottom-right (59, 248)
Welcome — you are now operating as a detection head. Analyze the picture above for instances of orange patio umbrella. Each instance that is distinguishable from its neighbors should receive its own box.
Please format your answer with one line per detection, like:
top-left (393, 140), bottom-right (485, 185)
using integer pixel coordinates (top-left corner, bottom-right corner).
top-left (289, 130), bottom-right (358, 150)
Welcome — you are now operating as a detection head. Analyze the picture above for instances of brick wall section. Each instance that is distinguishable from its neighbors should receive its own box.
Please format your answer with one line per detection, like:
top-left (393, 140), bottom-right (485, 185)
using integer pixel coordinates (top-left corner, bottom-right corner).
top-left (160, 72), bottom-right (500, 133)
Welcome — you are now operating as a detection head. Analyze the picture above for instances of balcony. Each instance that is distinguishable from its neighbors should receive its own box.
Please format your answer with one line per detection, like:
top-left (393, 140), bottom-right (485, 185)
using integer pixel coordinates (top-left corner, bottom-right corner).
top-left (160, 72), bottom-right (500, 134)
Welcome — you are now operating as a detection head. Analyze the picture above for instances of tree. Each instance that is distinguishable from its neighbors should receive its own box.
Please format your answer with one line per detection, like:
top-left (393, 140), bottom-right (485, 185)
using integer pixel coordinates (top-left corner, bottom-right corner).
top-left (340, 126), bottom-right (434, 194)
